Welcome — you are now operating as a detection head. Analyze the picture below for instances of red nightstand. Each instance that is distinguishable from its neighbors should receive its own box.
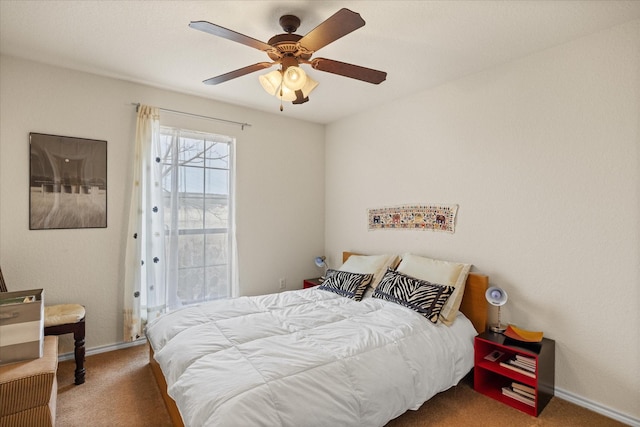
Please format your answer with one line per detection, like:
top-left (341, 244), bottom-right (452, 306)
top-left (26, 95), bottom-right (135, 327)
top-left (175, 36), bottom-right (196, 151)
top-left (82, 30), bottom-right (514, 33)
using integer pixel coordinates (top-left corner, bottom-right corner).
top-left (303, 278), bottom-right (323, 289)
top-left (474, 331), bottom-right (555, 417)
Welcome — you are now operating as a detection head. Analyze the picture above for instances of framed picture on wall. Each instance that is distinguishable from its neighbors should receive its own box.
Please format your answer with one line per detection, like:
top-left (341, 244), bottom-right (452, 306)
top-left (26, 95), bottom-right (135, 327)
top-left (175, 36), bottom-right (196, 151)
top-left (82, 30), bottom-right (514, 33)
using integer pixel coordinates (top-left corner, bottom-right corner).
top-left (29, 132), bottom-right (107, 230)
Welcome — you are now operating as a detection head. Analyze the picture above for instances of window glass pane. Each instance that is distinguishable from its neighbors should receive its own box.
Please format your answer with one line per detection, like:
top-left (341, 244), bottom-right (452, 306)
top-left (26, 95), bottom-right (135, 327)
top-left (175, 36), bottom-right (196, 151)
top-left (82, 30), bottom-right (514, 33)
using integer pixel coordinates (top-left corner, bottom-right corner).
top-left (163, 193), bottom-right (206, 230)
top-left (205, 168), bottom-right (228, 195)
top-left (205, 196), bottom-right (228, 229)
top-left (205, 141), bottom-right (229, 169)
top-left (205, 233), bottom-right (229, 300)
top-left (177, 266), bottom-right (204, 305)
top-left (205, 233), bottom-right (228, 266)
top-left (179, 165), bottom-right (204, 194)
top-left (177, 234), bottom-right (204, 268)
top-left (180, 137), bottom-right (205, 164)
top-left (205, 265), bottom-right (228, 300)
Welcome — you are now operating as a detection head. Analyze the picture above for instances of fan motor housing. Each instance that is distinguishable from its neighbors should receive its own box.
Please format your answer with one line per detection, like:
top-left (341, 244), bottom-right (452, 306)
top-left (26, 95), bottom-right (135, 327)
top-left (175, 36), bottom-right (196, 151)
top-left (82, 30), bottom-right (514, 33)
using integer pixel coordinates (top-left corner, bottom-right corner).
top-left (267, 33), bottom-right (312, 61)
top-left (279, 15), bottom-right (301, 33)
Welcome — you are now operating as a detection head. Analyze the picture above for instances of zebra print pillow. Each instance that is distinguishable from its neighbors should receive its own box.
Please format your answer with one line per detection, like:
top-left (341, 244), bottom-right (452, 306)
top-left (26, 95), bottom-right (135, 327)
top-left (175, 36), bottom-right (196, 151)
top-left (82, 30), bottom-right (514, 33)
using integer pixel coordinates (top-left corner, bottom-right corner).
top-left (372, 269), bottom-right (455, 323)
top-left (318, 269), bottom-right (374, 301)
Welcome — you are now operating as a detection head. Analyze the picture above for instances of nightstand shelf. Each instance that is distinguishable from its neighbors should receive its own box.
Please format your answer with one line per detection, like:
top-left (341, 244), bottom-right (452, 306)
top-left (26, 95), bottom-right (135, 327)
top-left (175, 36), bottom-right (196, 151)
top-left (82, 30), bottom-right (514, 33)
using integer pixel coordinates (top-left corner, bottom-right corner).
top-left (474, 331), bottom-right (555, 417)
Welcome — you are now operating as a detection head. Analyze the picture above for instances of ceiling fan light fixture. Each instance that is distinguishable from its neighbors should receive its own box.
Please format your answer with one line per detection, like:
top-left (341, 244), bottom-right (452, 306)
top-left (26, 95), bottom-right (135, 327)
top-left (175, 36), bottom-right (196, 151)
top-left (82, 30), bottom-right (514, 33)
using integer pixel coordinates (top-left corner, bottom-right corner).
top-left (282, 65), bottom-right (307, 91)
top-left (300, 75), bottom-right (319, 97)
top-left (259, 68), bottom-right (317, 102)
top-left (259, 70), bottom-right (283, 96)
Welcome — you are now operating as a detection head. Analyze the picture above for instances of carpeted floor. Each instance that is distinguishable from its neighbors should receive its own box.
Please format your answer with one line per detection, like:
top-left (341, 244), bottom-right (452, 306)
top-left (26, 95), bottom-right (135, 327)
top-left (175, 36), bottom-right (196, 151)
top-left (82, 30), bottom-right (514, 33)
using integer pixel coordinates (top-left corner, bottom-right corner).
top-left (56, 343), bottom-right (172, 427)
top-left (56, 343), bottom-right (626, 427)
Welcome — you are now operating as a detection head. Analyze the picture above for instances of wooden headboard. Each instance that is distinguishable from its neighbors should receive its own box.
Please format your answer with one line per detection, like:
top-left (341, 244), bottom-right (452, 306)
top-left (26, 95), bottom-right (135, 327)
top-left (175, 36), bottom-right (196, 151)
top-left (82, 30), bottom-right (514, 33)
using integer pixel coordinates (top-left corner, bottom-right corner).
top-left (342, 252), bottom-right (488, 333)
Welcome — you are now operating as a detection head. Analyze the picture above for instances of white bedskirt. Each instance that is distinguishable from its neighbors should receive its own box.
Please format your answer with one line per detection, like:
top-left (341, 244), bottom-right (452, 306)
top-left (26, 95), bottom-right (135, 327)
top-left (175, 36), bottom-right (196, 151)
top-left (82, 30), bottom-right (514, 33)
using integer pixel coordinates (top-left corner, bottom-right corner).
top-left (146, 287), bottom-right (477, 427)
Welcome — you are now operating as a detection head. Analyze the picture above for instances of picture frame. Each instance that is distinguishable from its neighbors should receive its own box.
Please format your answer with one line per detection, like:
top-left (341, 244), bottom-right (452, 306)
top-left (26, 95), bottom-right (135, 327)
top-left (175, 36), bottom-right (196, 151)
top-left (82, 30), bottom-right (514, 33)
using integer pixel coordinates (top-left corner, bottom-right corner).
top-left (29, 132), bottom-right (107, 230)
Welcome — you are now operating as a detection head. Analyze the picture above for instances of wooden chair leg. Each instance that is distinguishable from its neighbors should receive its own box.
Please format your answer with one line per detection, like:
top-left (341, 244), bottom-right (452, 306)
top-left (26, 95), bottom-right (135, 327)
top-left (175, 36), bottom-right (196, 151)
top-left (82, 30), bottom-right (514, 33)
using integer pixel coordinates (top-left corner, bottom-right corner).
top-left (73, 320), bottom-right (86, 385)
top-left (44, 318), bottom-right (86, 385)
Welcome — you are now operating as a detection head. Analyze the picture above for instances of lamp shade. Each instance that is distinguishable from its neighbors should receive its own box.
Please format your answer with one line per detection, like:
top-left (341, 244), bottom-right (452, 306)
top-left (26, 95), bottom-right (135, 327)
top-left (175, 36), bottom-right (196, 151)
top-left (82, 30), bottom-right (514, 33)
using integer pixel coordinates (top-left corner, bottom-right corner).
top-left (259, 70), bottom-right (283, 96)
top-left (314, 256), bottom-right (327, 268)
top-left (485, 286), bottom-right (508, 306)
top-left (300, 74), bottom-right (319, 97)
top-left (278, 84), bottom-right (298, 102)
top-left (283, 65), bottom-right (307, 91)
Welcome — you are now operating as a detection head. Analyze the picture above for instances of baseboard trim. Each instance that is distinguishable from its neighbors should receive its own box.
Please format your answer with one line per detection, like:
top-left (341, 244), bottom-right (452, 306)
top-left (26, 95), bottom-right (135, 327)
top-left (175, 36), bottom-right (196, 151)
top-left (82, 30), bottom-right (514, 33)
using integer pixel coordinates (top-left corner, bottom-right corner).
top-left (555, 387), bottom-right (639, 426)
top-left (59, 343), bottom-right (639, 426)
top-left (58, 338), bottom-right (147, 362)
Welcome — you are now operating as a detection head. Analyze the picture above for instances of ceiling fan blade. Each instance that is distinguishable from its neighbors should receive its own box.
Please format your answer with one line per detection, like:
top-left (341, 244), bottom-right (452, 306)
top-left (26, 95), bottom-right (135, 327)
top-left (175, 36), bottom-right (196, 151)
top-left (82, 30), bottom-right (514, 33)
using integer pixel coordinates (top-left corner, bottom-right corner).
top-left (189, 21), bottom-right (273, 52)
top-left (311, 58), bottom-right (387, 84)
top-left (298, 8), bottom-right (365, 53)
top-left (203, 62), bottom-right (275, 85)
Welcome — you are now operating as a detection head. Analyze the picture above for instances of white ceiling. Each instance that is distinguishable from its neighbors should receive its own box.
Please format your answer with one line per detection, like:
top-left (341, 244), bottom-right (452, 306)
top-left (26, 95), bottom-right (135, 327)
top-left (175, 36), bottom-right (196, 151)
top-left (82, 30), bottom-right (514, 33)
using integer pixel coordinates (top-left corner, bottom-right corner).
top-left (1, 1), bottom-right (639, 124)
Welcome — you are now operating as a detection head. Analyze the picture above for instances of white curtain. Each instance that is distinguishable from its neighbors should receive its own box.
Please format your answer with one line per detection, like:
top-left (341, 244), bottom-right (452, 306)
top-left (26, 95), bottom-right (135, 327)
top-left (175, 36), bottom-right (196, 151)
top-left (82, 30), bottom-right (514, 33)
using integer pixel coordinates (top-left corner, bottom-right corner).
top-left (123, 105), bottom-right (166, 342)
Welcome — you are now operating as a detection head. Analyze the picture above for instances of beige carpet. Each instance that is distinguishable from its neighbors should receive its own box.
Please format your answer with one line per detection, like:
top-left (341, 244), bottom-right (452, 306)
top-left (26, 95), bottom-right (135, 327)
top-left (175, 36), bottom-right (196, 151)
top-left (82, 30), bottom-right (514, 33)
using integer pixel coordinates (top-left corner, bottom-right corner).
top-left (56, 343), bottom-right (626, 427)
top-left (56, 343), bottom-right (172, 427)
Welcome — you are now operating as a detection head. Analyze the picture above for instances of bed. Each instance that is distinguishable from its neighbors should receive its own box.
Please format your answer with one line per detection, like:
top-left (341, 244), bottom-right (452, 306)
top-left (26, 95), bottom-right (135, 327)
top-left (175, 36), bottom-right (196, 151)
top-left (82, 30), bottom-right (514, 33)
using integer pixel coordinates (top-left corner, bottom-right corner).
top-left (147, 252), bottom-right (488, 427)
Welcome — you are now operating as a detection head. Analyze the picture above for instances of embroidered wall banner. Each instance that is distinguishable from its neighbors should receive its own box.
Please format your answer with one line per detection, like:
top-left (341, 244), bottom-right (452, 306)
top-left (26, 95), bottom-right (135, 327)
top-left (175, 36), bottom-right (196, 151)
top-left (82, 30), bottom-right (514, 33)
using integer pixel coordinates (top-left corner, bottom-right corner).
top-left (368, 204), bottom-right (458, 233)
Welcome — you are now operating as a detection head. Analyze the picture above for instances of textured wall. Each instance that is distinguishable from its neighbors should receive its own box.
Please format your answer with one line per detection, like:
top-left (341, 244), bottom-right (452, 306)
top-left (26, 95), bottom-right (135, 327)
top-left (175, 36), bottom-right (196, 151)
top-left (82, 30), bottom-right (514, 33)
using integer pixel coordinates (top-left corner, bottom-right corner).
top-left (325, 21), bottom-right (639, 420)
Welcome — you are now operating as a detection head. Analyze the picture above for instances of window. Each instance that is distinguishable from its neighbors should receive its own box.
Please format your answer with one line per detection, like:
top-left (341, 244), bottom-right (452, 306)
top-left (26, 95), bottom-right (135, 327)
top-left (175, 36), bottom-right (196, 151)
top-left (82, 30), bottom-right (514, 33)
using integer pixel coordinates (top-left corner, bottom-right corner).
top-left (158, 126), bottom-right (234, 309)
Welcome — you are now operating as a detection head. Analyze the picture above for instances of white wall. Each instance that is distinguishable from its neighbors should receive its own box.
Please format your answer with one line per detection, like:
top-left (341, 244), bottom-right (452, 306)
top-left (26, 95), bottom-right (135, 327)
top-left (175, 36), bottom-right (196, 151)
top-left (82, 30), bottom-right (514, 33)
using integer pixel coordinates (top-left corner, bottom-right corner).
top-left (325, 21), bottom-right (639, 421)
top-left (0, 56), bottom-right (325, 352)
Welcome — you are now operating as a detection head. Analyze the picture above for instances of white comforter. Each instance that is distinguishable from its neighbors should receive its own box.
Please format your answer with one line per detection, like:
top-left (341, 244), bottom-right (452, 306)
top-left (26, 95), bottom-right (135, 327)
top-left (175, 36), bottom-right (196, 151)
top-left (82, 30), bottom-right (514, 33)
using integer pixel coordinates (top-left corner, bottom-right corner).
top-left (146, 287), bottom-right (477, 427)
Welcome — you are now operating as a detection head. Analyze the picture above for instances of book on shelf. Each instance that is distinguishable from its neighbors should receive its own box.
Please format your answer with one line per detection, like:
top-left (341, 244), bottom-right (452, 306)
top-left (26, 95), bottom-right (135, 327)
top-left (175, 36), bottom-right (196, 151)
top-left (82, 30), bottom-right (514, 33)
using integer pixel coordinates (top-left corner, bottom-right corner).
top-left (509, 358), bottom-right (536, 372)
top-left (512, 381), bottom-right (536, 396)
top-left (502, 387), bottom-right (535, 406)
top-left (510, 383), bottom-right (535, 399)
top-left (515, 354), bottom-right (535, 362)
top-left (499, 360), bottom-right (536, 378)
top-left (515, 354), bottom-right (536, 365)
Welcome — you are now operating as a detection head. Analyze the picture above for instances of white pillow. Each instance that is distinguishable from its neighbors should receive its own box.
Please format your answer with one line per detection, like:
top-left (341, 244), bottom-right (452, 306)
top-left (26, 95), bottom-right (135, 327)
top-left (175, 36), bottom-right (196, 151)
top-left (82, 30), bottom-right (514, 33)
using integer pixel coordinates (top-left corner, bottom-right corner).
top-left (396, 253), bottom-right (471, 325)
top-left (339, 254), bottom-right (400, 290)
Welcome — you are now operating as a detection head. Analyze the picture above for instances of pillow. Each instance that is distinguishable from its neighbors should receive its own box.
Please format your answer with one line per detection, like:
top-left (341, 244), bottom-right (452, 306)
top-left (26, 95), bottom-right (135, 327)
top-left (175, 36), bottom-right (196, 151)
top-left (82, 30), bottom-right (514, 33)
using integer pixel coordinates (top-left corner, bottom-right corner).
top-left (396, 253), bottom-right (471, 325)
top-left (318, 269), bottom-right (374, 301)
top-left (339, 254), bottom-right (400, 290)
top-left (372, 269), bottom-right (454, 323)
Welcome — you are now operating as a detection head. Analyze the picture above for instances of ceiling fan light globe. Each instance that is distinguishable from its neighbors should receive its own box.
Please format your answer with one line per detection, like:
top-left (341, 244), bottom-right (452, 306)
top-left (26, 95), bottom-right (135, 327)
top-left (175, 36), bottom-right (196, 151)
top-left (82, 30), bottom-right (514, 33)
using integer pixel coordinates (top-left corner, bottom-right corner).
top-left (300, 75), bottom-right (319, 97)
top-left (278, 85), bottom-right (297, 102)
top-left (283, 66), bottom-right (307, 91)
top-left (259, 70), bottom-right (283, 96)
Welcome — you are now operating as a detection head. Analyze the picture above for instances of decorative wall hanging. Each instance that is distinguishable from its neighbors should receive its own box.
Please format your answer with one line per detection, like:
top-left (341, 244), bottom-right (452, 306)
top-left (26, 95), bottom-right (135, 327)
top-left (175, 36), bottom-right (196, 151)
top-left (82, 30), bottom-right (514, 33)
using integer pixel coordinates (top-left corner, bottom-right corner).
top-left (368, 204), bottom-right (458, 233)
top-left (29, 133), bottom-right (107, 230)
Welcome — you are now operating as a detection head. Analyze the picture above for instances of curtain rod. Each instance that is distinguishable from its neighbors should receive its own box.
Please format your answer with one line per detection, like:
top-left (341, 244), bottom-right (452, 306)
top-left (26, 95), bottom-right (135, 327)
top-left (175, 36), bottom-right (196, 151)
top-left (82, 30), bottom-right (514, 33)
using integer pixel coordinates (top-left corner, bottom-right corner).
top-left (131, 103), bottom-right (251, 130)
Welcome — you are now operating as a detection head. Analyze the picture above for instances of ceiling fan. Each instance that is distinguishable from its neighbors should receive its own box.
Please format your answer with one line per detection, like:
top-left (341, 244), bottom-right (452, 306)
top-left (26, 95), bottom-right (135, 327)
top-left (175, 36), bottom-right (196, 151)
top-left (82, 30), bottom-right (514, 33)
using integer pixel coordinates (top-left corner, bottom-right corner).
top-left (189, 8), bottom-right (387, 109)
